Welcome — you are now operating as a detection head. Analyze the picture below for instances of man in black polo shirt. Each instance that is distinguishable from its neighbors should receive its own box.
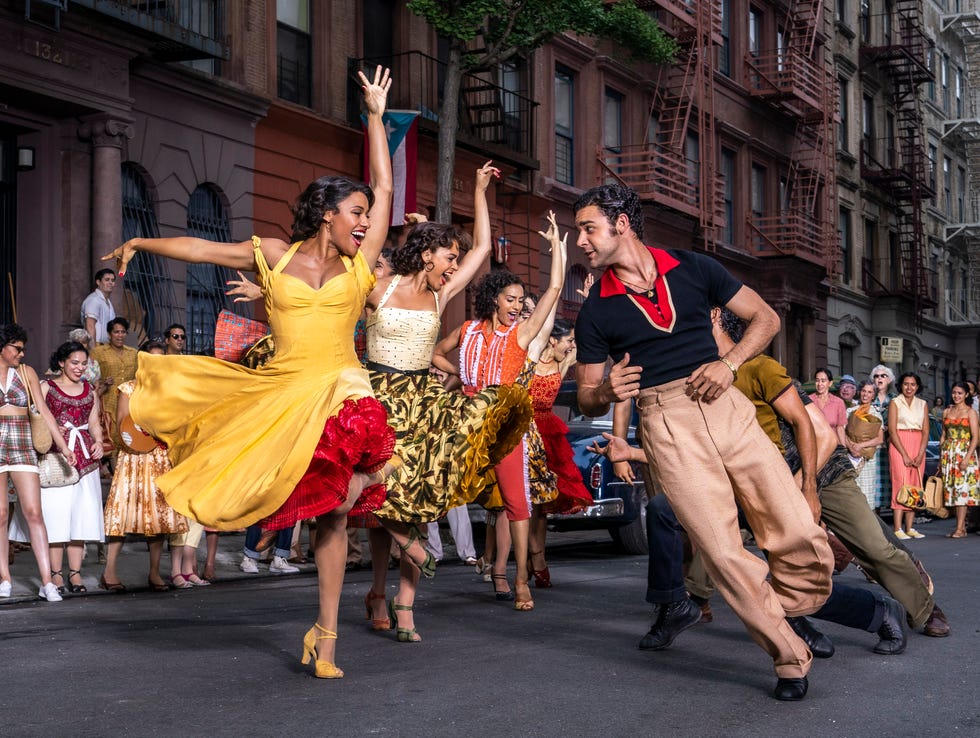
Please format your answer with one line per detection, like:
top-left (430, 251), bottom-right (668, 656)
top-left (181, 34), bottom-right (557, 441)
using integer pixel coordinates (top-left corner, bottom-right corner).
top-left (573, 183), bottom-right (833, 701)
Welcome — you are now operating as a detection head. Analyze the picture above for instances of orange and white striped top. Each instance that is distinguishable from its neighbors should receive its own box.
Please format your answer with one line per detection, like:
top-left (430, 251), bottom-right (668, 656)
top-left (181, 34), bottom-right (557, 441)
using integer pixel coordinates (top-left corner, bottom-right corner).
top-left (459, 320), bottom-right (526, 395)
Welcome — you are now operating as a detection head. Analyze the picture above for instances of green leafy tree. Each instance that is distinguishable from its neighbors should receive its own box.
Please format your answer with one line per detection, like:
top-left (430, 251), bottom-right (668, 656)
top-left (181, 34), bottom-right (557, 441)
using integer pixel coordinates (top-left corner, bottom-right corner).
top-left (407, 0), bottom-right (677, 222)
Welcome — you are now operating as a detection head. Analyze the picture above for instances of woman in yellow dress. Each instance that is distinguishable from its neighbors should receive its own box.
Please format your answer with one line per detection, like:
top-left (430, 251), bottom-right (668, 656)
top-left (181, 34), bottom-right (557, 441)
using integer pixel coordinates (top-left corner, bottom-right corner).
top-left (102, 66), bottom-right (405, 679)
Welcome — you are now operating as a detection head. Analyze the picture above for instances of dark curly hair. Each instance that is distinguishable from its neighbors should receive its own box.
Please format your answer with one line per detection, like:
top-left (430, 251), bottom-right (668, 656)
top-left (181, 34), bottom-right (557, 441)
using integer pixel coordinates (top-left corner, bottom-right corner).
top-left (107, 316), bottom-right (130, 333)
top-left (472, 270), bottom-right (525, 320)
top-left (0, 323), bottom-right (28, 347)
top-left (140, 339), bottom-right (168, 353)
top-left (718, 307), bottom-right (746, 344)
top-left (290, 176), bottom-right (374, 242)
top-left (49, 341), bottom-right (89, 373)
top-left (391, 223), bottom-right (472, 275)
top-left (573, 183), bottom-right (644, 240)
top-left (551, 318), bottom-right (574, 339)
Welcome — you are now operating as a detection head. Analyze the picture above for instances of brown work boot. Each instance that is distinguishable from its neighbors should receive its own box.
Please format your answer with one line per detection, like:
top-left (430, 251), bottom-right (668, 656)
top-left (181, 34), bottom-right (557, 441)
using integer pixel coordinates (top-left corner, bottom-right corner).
top-left (922, 605), bottom-right (950, 637)
top-left (913, 558), bottom-right (934, 595)
top-left (697, 601), bottom-right (713, 623)
top-left (827, 532), bottom-right (853, 574)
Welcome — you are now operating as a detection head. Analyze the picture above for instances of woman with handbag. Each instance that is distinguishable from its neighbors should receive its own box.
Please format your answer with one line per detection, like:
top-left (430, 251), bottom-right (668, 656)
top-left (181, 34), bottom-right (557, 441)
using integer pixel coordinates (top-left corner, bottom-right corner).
top-left (10, 341), bottom-right (105, 593)
top-left (888, 372), bottom-right (930, 540)
top-left (0, 324), bottom-right (76, 601)
top-left (939, 381), bottom-right (980, 538)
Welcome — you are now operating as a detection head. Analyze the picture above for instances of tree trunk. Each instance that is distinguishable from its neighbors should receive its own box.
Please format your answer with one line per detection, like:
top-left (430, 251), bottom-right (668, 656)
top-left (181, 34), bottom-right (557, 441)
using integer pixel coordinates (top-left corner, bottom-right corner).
top-left (435, 43), bottom-right (464, 224)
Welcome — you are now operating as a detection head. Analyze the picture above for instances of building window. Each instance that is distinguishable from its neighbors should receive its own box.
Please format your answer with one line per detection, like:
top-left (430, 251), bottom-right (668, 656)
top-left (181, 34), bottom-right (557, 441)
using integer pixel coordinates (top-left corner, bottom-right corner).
top-left (859, 0), bottom-right (870, 42)
top-left (751, 163), bottom-right (766, 250)
top-left (955, 67), bottom-right (963, 118)
top-left (927, 46), bottom-right (935, 101)
top-left (604, 88), bottom-right (623, 150)
top-left (836, 0), bottom-right (846, 23)
top-left (928, 142), bottom-right (938, 202)
top-left (839, 207), bottom-right (852, 284)
top-left (721, 148), bottom-right (736, 245)
top-left (562, 264), bottom-right (590, 311)
top-left (277, 0), bottom-right (312, 107)
top-left (941, 54), bottom-right (950, 113)
top-left (686, 131), bottom-right (700, 201)
top-left (885, 112), bottom-right (895, 168)
top-left (186, 185), bottom-right (239, 356)
top-left (499, 60), bottom-right (526, 152)
top-left (861, 95), bottom-right (875, 160)
top-left (944, 156), bottom-right (953, 219)
top-left (121, 163), bottom-right (179, 343)
top-left (958, 166), bottom-right (967, 223)
top-left (555, 66), bottom-right (574, 186)
top-left (748, 7), bottom-right (762, 57)
top-left (838, 78), bottom-right (849, 151)
top-left (865, 218), bottom-right (878, 286)
top-left (719, 0), bottom-right (731, 76)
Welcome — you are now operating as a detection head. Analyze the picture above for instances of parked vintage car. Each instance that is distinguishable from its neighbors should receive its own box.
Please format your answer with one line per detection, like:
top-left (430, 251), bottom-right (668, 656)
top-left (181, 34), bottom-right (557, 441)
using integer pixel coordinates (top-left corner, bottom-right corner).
top-left (544, 381), bottom-right (651, 554)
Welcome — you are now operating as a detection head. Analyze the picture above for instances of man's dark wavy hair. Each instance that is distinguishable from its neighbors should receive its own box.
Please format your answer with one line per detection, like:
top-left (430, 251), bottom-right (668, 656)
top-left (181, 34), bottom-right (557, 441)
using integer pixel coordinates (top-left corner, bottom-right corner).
top-left (573, 183), bottom-right (644, 240)
top-left (473, 270), bottom-right (525, 320)
top-left (290, 176), bottom-right (374, 242)
top-left (391, 223), bottom-right (472, 275)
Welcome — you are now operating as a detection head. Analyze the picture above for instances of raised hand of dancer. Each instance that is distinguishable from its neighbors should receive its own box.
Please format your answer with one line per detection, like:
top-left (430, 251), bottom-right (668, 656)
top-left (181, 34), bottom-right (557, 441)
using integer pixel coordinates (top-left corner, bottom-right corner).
top-left (536, 210), bottom-right (566, 255)
top-left (575, 272), bottom-right (595, 299)
top-left (358, 65), bottom-right (391, 117)
top-left (225, 271), bottom-right (263, 303)
top-left (476, 160), bottom-right (501, 192)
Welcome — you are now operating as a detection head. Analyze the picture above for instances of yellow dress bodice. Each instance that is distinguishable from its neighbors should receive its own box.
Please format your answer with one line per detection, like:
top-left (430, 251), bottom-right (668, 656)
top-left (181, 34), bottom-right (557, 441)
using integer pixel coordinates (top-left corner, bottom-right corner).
top-left (130, 237), bottom-right (376, 528)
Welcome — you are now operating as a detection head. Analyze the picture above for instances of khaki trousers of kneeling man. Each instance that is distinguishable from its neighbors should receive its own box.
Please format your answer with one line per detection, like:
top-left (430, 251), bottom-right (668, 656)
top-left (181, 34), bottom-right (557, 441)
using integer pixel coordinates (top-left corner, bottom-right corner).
top-left (637, 378), bottom-right (834, 679)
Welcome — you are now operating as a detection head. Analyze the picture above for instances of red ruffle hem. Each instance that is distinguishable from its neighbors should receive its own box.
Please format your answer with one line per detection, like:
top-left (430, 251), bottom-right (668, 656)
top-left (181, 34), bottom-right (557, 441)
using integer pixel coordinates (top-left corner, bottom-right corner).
top-left (535, 412), bottom-right (594, 515)
top-left (260, 397), bottom-right (395, 530)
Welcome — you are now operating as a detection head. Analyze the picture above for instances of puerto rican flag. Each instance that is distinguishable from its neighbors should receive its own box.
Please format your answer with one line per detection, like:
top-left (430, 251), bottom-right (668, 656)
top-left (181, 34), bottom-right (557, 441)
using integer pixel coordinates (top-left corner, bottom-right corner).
top-left (363, 110), bottom-right (419, 226)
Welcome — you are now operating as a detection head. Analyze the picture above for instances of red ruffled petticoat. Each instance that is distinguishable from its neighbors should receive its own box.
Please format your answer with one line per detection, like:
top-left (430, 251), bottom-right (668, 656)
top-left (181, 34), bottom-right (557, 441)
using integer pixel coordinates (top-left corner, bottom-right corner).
top-left (535, 411), bottom-right (594, 514)
top-left (260, 397), bottom-right (394, 530)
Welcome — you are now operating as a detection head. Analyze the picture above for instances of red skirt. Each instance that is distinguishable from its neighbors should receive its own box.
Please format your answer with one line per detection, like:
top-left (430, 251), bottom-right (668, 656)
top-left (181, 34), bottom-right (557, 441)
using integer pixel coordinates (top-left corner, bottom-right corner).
top-left (260, 397), bottom-right (394, 530)
top-left (534, 411), bottom-right (593, 514)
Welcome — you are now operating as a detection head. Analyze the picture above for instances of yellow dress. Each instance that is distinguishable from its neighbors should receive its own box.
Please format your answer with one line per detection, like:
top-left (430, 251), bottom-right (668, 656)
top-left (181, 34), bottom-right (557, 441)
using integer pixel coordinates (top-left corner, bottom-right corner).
top-left (130, 237), bottom-right (382, 529)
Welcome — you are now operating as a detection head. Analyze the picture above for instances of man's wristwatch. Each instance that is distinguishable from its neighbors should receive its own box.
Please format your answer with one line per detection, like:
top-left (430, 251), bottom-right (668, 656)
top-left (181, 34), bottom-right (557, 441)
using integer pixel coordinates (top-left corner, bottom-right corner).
top-left (719, 356), bottom-right (738, 379)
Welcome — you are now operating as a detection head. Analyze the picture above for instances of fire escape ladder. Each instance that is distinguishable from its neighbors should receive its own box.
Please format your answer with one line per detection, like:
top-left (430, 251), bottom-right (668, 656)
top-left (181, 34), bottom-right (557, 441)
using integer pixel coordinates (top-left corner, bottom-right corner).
top-left (597, 2), bottom-right (720, 239)
top-left (859, 0), bottom-right (935, 325)
top-left (941, 10), bottom-right (980, 323)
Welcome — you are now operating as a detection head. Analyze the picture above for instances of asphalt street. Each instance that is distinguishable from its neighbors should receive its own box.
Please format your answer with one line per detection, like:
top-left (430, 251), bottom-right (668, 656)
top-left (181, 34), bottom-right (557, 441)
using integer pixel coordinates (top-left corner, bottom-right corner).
top-left (1, 518), bottom-right (979, 737)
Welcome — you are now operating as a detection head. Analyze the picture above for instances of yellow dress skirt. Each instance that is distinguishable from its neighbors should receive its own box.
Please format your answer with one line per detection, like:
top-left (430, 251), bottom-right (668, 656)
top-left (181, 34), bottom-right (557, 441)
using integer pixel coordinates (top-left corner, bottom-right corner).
top-left (363, 370), bottom-right (532, 525)
top-left (129, 240), bottom-right (394, 530)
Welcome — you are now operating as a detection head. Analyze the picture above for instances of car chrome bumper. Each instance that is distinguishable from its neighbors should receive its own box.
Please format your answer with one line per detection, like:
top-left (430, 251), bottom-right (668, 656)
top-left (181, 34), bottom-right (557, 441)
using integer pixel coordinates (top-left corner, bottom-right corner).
top-left (548, 498), bottom-right (625, 519)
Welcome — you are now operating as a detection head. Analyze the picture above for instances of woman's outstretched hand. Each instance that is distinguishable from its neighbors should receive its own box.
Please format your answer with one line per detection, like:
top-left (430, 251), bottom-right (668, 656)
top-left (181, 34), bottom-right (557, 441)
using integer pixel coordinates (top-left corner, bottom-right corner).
top-left (102, 240), bottom-right (137, 278)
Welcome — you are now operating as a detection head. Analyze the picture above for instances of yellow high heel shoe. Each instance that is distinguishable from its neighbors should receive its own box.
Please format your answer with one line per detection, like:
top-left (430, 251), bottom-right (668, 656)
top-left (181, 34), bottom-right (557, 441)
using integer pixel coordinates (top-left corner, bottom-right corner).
top-left (301, 623), bottom-right (344, 679)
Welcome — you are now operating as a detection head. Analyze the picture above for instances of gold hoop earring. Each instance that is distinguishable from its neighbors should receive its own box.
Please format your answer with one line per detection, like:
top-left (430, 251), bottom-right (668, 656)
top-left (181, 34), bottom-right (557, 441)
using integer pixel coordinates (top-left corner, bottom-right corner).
top-left (424, 262), bottom-right (434, 272)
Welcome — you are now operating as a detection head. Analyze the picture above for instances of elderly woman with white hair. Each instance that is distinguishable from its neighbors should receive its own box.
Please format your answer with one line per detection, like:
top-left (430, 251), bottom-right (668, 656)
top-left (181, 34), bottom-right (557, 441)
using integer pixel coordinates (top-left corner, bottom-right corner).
top-left (67, 328), bottom-right (102, 387)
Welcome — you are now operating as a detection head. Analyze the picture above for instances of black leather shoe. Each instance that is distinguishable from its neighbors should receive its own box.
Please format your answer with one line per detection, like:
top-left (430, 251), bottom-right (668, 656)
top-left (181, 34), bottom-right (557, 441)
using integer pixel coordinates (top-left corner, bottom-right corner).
top-left (638, 598), bottom-right (702, 651)
top-left (773, 676), bottom-right (808, 701)
top-left (786, 616), bottom-right (835, 659)
top-left (873, 597), bottom-right (908, 655)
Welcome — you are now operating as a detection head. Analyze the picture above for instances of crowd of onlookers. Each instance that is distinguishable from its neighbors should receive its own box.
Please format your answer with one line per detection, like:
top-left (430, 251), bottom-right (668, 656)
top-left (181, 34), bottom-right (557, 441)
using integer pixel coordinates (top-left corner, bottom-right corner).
top-left (807, 366), bottom-right (980, 539)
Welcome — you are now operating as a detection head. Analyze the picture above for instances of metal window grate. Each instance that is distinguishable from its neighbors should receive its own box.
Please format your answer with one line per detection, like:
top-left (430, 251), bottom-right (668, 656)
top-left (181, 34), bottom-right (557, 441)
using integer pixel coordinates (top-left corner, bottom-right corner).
top-left (121, 164), bottom-right (180, 345)
top-left (186, 185), bottom-right (247, 356)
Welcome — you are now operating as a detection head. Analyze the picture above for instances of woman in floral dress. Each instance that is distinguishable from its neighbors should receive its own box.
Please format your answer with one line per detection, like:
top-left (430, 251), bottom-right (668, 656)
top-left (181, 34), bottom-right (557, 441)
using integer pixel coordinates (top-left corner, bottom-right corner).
top-left (939, 381), bottom-right (980, 538)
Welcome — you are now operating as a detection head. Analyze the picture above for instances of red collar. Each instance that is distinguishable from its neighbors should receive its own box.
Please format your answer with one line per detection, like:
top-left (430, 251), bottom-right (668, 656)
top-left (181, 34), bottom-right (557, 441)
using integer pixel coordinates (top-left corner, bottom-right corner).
top-left (599, 246), bottom-right (680, 297)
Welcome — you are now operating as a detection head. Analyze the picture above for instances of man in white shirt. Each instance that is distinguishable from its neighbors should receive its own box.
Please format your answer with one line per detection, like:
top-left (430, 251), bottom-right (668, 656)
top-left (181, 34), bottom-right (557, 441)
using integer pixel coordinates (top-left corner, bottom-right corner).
top-left (81, 269), bottom-right (116, 344)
